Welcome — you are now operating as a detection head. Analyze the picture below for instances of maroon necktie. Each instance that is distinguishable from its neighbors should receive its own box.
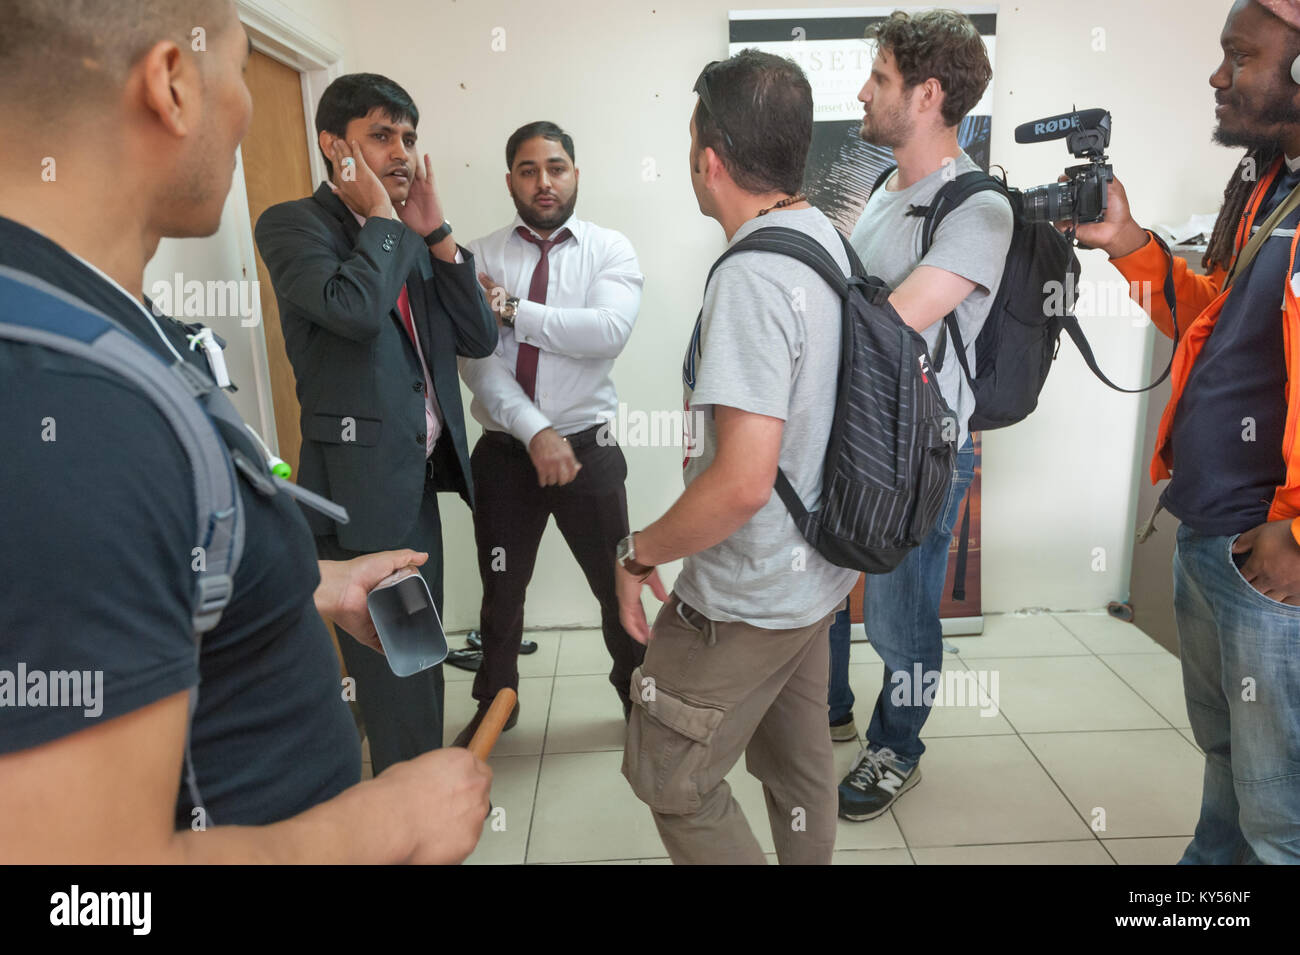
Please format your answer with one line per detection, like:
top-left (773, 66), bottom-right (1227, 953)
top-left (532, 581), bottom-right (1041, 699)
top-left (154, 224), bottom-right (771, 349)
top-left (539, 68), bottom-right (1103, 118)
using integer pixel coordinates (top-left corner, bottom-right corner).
top-left (514, 226), bottom-right (572, 400)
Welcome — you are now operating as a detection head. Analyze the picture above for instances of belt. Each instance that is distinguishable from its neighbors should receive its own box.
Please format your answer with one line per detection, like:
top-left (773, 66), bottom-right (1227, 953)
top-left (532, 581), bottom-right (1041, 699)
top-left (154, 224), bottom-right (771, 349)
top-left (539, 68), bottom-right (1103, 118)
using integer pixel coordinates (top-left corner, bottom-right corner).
top-left (481, 423), bottom-right (608, 451)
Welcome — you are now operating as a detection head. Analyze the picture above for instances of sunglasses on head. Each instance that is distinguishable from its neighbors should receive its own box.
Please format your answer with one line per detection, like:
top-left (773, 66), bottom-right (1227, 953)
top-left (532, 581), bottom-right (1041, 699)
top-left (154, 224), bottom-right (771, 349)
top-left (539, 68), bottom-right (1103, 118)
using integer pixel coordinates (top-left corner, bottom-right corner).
top-left (693, 60), bottom-right (736, 153)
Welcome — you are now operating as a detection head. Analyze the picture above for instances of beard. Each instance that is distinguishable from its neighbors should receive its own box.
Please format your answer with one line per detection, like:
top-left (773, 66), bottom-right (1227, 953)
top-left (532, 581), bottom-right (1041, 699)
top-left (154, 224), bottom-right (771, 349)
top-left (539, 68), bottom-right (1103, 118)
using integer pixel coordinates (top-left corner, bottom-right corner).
top-left (1213, 81), bottom-right (1300, 150)
top-left (513, 181), bottom-right (579, 232)
top-left (859, 96), bottom-right (914, 149)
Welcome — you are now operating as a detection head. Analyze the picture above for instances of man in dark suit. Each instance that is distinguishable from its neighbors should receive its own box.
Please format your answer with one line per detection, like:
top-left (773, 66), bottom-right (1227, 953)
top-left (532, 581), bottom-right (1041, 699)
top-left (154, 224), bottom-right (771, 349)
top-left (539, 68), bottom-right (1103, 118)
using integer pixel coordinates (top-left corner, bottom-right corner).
top-left (255, 73), bottom-right (496, 773)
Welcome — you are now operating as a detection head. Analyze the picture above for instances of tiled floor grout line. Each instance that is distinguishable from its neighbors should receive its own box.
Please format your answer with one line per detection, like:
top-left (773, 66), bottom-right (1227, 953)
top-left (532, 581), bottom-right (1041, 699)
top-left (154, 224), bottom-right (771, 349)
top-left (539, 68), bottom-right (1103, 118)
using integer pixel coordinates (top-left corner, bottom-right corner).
top-left (1090, 650), bottom-right (1183, 734)
top-left (1002, 627), bottom-right (1123, 852)
top-left (867, 637), bottom-right (1122, 857)
top-left (533, 722), bottom-right (1197, 759)
top-left (1015, 625), bottom-right (1193, 852)
top-left (965, 657), bottom-right (1116, 852)
top-left (511, 623), bottom-right (1188, 863)
top-left (518, 636), bottom-right (562, 865)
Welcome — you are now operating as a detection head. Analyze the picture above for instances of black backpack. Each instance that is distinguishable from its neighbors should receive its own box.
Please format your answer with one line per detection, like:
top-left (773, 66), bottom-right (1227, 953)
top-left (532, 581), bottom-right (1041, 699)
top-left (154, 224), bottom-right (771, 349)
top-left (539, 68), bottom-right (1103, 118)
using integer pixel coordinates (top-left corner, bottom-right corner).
top-left (694, 226), bottom-right (956, 574)
top-left (871, 165), bottom-right (1179, 432)
top-left (868, 165), bottom-right (1178, 598)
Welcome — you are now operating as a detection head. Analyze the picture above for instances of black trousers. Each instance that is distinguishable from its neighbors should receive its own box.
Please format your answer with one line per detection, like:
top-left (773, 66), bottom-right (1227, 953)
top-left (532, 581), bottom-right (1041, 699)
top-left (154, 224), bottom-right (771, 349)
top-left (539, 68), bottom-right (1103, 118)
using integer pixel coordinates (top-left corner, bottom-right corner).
top-left (470, 427), bottom-right (644, 711)
top-left (317, 477), bottom-right (445, 775)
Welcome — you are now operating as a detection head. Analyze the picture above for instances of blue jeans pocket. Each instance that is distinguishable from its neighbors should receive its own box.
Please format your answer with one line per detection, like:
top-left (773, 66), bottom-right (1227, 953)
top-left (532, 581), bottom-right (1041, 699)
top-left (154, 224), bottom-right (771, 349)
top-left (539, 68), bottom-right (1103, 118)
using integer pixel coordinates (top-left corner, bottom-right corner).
top-left (1225, 534), bottom-right (1300, 615)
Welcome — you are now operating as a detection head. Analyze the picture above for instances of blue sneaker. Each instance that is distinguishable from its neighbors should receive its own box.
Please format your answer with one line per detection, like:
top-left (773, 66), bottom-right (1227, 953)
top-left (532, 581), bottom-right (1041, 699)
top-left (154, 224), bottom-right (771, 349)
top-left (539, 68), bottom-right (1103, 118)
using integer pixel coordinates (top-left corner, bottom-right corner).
top-left (838, 746), bottom-right (920, 821)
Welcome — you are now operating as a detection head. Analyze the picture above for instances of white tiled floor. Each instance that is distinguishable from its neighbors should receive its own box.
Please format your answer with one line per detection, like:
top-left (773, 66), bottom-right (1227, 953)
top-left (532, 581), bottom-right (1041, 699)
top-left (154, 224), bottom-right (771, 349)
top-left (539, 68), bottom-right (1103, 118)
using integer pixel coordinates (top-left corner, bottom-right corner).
top-left (361, 611), bottom-right (1204, 865)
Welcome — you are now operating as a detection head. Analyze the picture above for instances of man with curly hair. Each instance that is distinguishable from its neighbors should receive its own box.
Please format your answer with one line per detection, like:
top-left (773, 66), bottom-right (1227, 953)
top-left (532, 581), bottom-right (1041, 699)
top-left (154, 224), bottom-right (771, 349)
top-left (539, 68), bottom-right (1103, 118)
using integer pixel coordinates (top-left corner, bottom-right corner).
top-left (832, 8), bottom-right (1013, 822)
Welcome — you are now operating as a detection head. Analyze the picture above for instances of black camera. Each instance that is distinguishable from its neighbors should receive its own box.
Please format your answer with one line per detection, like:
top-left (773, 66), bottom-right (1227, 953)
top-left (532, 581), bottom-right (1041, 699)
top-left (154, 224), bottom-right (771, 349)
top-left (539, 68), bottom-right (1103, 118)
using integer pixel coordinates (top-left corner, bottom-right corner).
top-left (1014, 108), bottom-right (1114, 225)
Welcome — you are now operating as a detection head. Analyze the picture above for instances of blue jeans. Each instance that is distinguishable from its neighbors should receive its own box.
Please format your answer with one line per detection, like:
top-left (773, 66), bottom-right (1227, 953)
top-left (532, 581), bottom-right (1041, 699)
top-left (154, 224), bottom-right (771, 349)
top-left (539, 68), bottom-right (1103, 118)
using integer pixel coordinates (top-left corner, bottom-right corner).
top-left (828, 601), bottom-right (854, 723)
top-left (1173, 524), bottom-right (1300, 864)
top-left (827, 439), bottom-right (975, 760)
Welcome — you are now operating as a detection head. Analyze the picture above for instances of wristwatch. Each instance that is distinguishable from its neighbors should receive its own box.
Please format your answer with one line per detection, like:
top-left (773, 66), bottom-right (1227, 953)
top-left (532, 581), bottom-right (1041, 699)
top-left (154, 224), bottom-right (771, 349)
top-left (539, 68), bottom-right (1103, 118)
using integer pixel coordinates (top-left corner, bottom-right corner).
top-left (616, 532), bottom-right (654, 578)
top-left (423, 219), bottom-right (453, 246)
top-left (500, 296), bottom-right (521, 327)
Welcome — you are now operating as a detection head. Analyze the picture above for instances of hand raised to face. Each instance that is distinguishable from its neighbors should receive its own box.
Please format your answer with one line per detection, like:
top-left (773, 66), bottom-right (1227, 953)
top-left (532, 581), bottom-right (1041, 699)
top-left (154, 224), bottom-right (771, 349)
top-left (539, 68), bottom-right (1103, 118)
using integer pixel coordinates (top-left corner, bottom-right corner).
top-left (398, 154), bottom-right (447, 237)
top-left (327, 135), bottom-right (395, 220)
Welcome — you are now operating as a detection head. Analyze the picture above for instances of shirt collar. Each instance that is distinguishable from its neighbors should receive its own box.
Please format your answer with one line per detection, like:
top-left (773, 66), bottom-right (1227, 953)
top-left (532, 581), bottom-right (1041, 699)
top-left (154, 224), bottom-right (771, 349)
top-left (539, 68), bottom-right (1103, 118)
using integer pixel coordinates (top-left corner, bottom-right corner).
top-left (1286, 154), bottom-right (1300, 174)
top-left (510, 212), bottom-right (582, 244)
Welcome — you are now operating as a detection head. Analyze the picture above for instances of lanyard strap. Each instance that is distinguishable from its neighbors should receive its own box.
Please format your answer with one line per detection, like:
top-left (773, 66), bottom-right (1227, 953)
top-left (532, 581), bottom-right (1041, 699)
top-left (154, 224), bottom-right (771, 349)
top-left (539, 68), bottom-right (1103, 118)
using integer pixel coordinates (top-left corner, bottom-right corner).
top-left (1226, 175), bottom-right (1300, 289)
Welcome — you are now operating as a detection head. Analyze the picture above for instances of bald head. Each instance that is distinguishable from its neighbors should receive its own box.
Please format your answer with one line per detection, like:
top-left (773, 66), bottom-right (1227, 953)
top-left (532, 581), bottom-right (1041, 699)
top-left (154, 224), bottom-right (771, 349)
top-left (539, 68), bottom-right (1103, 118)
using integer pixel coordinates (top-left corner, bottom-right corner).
top-left (0, 0), bottom-right (253, 262)
top-left (0, 0), bottom-right (236, 111)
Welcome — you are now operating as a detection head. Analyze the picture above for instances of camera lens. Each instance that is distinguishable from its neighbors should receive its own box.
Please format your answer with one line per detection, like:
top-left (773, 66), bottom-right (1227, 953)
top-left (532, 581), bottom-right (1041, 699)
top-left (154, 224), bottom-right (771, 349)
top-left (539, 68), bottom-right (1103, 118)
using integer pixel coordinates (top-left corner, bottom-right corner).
top-left (1022, 181), bottom-right (1077, 223)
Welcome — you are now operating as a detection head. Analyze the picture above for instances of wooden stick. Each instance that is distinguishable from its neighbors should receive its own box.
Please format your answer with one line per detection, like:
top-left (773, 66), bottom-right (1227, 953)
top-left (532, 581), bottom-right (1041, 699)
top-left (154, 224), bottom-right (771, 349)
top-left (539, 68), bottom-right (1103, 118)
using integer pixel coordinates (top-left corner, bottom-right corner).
top-left (467, 688), bottom-right (517, 760)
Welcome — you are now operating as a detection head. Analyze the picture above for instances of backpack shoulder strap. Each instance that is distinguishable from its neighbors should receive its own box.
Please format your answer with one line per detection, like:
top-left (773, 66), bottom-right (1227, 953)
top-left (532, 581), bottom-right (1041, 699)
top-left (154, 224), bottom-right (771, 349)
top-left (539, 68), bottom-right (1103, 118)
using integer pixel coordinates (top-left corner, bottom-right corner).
top-left (0, 264), bottom-right (246, 822)
top-left (920, 170), bottom-right (1009, 259)
top-left (871, 165), bottom-right (897, 198)
top-left (701, 226), bottom-right (854, 525)
top-left (914, 170), bottom-right (1009, 378)
top-left (706, 226), bottom-right (851, 297)
top-left (0, 266), bottom-right (245, 628)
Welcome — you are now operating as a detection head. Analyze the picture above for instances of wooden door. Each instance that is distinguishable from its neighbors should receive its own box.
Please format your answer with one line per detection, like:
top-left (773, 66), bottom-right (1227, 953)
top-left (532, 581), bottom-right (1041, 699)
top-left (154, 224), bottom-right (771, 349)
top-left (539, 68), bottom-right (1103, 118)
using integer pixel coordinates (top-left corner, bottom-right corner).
top-left (240, 50), bottom-right (353, 676)
top-left (240, 49), bottom-right (314, 476)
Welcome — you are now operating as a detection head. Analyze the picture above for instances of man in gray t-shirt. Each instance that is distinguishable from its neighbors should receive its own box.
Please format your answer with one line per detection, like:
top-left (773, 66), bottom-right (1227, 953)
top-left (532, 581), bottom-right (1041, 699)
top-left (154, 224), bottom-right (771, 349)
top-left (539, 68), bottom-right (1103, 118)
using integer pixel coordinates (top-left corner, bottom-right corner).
top-left (831, 9), bottom-right (1014, 824)
top-left (675, 204), bottom-right (859, 629)
top-left (616, 51), bottom-right (854, 865)
top-left (850, 150), bottom-right (1009, 450)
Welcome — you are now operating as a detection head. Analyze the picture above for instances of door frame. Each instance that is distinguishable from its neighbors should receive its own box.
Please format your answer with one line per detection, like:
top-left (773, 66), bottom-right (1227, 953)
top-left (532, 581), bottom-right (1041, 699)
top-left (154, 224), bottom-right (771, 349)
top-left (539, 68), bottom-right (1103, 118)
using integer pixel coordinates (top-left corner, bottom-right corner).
top-left (237, 0), bottom-right (344, 188)
top-left (233, 0), bottom-right (344, 454)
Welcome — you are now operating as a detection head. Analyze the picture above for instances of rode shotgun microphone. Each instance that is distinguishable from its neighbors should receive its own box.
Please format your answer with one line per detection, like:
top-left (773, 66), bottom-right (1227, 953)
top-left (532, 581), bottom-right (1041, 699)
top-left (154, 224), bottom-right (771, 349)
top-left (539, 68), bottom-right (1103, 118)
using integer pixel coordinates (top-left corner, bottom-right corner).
top-left (1014, 108), bottom-right (1111, 145)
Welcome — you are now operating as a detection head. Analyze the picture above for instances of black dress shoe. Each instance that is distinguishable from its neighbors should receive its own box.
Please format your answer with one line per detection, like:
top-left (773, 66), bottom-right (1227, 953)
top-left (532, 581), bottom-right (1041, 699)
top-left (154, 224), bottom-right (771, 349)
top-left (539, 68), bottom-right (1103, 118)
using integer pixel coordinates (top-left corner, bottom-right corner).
top-left (452, 699), bottom-right (520, 748)
top-left (445, 648), bottom-right (482, 672)
top-left (467, 630), bottom-right (538, 655)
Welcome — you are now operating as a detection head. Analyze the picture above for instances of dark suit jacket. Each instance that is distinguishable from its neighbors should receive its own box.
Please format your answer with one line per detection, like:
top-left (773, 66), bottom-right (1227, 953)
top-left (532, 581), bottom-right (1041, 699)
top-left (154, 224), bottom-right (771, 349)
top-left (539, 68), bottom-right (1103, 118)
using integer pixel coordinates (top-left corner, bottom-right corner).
top-left (255, 183), bottom-right (497, 553)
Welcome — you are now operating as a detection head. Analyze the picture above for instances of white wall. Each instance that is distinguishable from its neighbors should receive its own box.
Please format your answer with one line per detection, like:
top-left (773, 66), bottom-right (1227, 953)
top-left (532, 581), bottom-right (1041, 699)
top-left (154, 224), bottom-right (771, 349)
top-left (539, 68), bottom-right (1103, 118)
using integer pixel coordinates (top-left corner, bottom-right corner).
top-left (147, 151), bottom-right (278, 443)
top-left (182, 0), bottom-right (1239, 629)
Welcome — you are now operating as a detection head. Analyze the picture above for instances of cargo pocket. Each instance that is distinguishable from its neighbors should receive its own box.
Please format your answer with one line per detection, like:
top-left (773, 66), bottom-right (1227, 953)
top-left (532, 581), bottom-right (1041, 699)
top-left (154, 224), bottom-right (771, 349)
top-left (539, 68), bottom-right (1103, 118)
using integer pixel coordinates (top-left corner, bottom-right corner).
top-left (621, 665), bottom-right (726, 815)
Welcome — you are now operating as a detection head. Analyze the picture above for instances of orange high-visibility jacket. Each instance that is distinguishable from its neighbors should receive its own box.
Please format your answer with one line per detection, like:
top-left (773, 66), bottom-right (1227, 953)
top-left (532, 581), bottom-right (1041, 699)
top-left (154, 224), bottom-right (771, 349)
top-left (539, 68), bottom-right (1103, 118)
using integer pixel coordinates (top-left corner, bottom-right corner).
top-left (1112, 157), bottom-right (1300, 544)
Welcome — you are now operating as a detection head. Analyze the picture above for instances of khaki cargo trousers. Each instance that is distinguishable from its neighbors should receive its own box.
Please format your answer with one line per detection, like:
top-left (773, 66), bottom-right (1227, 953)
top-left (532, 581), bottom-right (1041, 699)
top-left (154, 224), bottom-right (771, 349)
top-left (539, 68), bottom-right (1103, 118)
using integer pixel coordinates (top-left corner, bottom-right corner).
top-left (622, 592), bottom-right (838, 864)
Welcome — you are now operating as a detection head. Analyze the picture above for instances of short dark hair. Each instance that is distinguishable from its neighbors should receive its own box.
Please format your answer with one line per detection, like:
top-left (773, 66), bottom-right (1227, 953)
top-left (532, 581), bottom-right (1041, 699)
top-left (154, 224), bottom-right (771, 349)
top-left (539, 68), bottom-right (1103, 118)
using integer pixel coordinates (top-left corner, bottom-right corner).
top-left (315, 73), bottom-right (419, 178)
top-left (506, 121), bottom-right (575, 169)
top-left (692, 49), bottom-right (813, 196)
top-left (866, 9), bottom-right (992, 128)
top-left (0, 0), bottom-right (231, 109)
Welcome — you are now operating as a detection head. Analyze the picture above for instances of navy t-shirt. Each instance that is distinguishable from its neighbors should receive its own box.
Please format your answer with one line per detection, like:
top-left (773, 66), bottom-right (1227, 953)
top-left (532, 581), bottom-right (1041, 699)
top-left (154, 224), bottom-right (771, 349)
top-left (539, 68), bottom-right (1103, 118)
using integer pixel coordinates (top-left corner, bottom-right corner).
top-left (0, 216), bottom-right (361, 827)
top-left (1161, 165), bottom-right (1295, 536)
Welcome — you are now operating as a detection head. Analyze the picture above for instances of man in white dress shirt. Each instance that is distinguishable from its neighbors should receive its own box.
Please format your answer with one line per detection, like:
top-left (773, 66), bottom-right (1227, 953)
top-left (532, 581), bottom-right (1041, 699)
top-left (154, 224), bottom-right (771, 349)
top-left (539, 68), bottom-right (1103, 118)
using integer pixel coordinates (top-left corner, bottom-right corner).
top-left (455, 122), bottom-right (646, 744)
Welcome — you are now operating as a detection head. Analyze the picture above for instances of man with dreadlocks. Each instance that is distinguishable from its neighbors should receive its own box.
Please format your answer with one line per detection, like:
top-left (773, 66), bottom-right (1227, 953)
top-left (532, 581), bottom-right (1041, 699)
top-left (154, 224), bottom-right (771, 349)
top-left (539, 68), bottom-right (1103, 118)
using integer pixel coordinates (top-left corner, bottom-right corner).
top-left (1078, 0), bottom-right (1300, 864)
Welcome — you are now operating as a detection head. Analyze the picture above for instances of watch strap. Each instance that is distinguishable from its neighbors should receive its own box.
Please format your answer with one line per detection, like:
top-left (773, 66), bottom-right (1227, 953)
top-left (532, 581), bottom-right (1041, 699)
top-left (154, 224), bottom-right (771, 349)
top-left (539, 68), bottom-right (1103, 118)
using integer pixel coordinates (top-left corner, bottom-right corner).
top-left (619, 532), bottom-right (654, 578)
top-left (424, 220), bottom-right (453, 246)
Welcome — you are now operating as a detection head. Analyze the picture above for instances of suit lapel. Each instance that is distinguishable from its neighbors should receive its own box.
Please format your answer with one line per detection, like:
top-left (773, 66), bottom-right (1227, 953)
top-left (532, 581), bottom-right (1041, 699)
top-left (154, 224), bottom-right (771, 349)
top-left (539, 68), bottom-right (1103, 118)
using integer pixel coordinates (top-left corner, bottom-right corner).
top-left (313, 182), bottom-right (425, 363)
top-left (407, 255), bottom-right (437, 361)
top-left (312, 182), bottom-right (363, 246)
top-left (408, 240), bottom-right (437, 363)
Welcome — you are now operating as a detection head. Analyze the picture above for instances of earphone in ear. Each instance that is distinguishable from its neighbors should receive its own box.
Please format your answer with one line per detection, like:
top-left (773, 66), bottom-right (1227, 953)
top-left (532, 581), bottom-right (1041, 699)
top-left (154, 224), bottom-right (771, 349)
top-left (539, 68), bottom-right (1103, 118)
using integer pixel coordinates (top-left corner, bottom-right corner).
top-left (1291, 51), bottom-right (1300, 84)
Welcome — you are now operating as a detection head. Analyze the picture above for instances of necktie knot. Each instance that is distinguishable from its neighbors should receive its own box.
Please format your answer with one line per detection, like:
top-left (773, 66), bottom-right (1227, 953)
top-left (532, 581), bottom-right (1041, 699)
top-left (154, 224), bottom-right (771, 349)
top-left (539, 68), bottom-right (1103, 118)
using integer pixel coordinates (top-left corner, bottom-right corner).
top-left (515, 226), bottom-right (573, 253)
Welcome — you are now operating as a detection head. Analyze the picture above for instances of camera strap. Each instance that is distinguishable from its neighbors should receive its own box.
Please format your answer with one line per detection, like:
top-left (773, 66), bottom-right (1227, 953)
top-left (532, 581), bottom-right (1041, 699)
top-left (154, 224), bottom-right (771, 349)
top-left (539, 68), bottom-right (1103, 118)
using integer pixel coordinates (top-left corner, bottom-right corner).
top-left (1224, 175), bottom-right (1300, 289)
